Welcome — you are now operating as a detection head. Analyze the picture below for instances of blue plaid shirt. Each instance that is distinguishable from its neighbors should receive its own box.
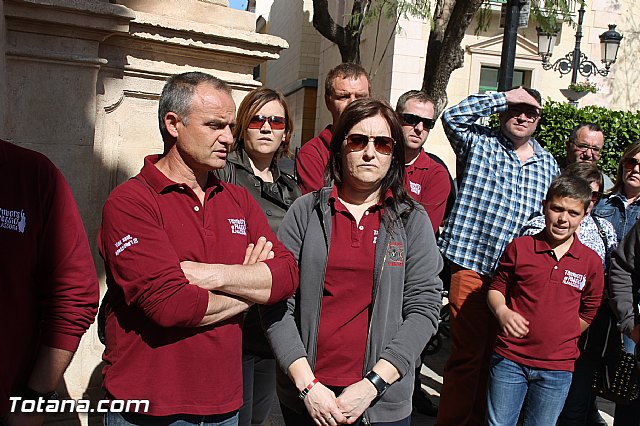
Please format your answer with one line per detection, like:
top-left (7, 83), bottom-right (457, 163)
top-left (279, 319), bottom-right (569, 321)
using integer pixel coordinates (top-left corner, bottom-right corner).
top-left (438, 92), bottom-right (560, 276)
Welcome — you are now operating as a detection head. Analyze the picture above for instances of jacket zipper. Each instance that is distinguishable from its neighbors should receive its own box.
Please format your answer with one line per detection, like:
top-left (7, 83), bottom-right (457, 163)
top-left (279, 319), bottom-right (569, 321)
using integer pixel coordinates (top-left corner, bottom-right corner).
top-left (310, 200), bottom-right (330, 368)
top-left (361, 232), bottom-right (388, 424)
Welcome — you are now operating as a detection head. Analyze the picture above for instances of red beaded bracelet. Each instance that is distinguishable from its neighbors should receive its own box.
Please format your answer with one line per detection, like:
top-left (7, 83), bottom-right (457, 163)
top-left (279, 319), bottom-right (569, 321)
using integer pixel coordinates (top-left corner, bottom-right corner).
top-left (298, 378), bottom-right (319, 400)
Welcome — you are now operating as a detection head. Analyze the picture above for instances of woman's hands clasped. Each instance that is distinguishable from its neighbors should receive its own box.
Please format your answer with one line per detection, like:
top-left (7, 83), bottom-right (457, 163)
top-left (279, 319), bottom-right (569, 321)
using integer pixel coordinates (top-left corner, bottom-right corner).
top-left (302, 378), bottom-right (377, 425)
top-left (303, 382), bottom-right (347, 426)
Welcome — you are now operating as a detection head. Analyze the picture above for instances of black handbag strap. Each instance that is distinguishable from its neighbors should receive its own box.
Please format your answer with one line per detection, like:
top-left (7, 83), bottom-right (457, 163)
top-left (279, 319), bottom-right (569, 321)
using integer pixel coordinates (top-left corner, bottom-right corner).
top-left (592, 215), bottom-right (608, 248)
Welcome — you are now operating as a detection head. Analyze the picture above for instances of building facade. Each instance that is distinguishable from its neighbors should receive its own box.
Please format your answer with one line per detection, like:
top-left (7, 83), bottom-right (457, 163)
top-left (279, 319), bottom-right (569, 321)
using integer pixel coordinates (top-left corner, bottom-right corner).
top-left (0, 0), bottom-right (285, 423)
top-left (255, 0), bottom-right (636, 170)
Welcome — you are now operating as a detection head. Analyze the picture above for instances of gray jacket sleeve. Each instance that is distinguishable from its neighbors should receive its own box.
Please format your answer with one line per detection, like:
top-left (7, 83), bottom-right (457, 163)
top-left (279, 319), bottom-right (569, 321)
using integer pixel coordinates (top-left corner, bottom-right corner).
top-left (259, 195), bottom-right (311, 374)
top-left (609, 221), bottom-right (640, 336)
top-left (379, 207), bottom-right (443, 377)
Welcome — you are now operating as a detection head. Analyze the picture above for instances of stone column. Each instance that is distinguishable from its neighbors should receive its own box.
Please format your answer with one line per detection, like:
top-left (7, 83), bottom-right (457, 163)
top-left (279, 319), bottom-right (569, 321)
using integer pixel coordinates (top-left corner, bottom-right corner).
top-left (1, 1), bottom-right (287, 424)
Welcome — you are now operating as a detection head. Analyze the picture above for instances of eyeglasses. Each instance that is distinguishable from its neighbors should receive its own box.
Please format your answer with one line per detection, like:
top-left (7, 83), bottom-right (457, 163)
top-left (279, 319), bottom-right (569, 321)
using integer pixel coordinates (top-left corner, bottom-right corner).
top-left (572, 142), bottom-right (602, 155)
top-left (624, 157), bottom-right (640, 170)
top-left (248, 115), bottom-right (286, 130)
top-left (344, 133), bottom-right (395, 155)
top-left (507, 108), bottom-right (540, 122)
top-left (400, 113), bottom-right (436, 130)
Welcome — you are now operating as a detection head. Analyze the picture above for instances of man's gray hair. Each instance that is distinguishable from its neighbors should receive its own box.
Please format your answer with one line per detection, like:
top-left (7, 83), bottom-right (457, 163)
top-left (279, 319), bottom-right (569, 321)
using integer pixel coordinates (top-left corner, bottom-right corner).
top-left (158, 72), bottom-right (232, 149)
top-left (569, 122), bottom-right (603, 145)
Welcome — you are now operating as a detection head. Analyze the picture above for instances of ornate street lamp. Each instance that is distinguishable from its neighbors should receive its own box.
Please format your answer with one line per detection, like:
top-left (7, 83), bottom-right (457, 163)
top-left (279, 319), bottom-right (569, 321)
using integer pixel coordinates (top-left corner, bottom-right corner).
top-left (536, 4), bottom-right (623, 85)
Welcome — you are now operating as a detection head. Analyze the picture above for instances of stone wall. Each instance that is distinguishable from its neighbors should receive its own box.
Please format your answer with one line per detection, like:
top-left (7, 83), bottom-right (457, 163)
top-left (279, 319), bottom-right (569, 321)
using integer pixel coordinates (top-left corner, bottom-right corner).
top-left (0, 1), bottom-right (286, 423)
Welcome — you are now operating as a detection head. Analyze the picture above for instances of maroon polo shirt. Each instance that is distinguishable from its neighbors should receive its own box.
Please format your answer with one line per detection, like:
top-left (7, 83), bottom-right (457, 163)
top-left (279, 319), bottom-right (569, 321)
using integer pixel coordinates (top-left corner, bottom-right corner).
top-left (98, 155), bottom-right (298, 416)
top-left (314, 186), bottom-right (383, 386)
top-left (295, 125), bottom-right (333, 194)
top-left (404, 150), bottom-right (451, 233)
top-left (0, 140), bottom-right (99, 415)
top-left (490, 232), bottom-right (604, 371)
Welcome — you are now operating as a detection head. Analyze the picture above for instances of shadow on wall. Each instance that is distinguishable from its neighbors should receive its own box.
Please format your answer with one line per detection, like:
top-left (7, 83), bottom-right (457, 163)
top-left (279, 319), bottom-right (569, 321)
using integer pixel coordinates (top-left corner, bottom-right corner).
top-left (263, 1), bottom-right (320, 148)
top-left (610, 0), bottom-right (640, 110)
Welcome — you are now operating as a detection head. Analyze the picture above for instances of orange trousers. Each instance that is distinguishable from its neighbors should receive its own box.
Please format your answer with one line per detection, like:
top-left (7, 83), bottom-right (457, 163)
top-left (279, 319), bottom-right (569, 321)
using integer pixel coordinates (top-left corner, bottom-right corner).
top-left (437, 266), bottom-right (497, 426)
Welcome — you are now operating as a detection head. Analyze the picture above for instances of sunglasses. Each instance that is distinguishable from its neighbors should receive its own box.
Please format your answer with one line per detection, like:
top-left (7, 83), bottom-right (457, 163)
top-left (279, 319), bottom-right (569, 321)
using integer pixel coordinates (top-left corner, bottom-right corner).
top-left (507, 108), bottom-right (540, 122)
top-left (401, 113), bottom-right (436, 130)
top-left (624, 157), bottom-right (640, 170)
top-left (345, 133), bottom-right (395, 155)
top-left (248, 115), bottom-right (286, 130)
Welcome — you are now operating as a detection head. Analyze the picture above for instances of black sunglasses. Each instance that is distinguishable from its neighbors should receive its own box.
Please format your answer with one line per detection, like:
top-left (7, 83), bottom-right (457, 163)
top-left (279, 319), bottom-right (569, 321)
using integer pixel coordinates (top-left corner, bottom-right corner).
top-left (344, 134), bottom-right (395, 155)
top-left (400, 113), bottom-right (436, 130)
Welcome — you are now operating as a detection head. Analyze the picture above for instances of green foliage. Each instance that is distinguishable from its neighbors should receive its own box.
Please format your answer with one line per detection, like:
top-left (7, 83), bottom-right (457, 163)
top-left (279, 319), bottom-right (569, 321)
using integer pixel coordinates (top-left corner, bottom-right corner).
top-left (359, 0), bottom-right (431, 27)
top-left (490, 101), bottom-right (640, 177)
top-left (568, 81), bottom-right (598, 93)
top-left (530, 0), bottom-right (582, 33)
top-left (475, 0), bottom-right (581, 34)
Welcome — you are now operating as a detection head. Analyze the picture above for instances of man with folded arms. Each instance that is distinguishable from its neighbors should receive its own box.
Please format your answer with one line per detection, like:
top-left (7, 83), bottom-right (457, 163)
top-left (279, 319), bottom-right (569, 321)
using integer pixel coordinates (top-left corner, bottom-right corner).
top-left (99, 72), bottom-right (298, 426)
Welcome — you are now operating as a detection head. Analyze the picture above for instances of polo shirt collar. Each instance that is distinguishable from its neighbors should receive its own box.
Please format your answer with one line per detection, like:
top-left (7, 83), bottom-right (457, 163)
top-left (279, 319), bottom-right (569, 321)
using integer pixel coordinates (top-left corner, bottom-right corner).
top-left (532, 231), bottom-right (582, 259)
top-left (328, 184), bottom-right (393, 209)
top-left (139, 154), bottom-right (221, 194)
top-left (320, 125), bottom-right (333, 149)
top-left (408, 150), bottom-right (431, 170)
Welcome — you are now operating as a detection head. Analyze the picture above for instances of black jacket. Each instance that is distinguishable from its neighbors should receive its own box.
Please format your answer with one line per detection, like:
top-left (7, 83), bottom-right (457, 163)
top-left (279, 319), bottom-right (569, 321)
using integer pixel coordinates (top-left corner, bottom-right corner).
top-left (215, 148), bottom-right (301, 356)
top-left (216, 149), bottom-right (301, 234)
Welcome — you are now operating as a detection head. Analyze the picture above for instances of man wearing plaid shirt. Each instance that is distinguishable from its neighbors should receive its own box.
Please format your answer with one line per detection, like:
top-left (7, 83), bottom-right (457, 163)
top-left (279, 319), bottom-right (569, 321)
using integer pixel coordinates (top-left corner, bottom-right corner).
top-left (436, 87), bottom-right (560, 426)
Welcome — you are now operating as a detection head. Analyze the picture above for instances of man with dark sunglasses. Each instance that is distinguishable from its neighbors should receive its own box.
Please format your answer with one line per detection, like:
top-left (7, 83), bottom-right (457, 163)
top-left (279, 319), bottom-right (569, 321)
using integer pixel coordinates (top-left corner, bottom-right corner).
top-left (396, 90), bottom-right (453, 236)
top-left (437, 87), bottom-right (559, 426)
top-left (295, 63), bottom-right (371, 194)
top-left (395, 90), bottom-right (454, 418)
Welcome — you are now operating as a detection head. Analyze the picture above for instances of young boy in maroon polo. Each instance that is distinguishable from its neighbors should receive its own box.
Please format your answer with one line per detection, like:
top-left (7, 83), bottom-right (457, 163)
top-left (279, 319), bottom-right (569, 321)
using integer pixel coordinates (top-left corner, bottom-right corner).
top-left (486, 175), bottom-right (604, 426)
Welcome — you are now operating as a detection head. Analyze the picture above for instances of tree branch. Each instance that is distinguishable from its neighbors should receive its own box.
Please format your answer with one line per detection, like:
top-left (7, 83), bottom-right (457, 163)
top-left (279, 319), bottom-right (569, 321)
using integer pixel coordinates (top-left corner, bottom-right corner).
top-left (423, 0), bottom-right (483, 114)
top-left (312, 0), bottom-right (345, 47)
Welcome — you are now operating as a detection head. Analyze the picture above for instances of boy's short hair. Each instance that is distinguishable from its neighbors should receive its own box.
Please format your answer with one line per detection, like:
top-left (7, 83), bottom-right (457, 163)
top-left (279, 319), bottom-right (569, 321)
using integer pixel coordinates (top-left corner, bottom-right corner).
top-left (545, 175), bottom-right (592, 212)
top-left (561, 162), bottom-right (603, 199)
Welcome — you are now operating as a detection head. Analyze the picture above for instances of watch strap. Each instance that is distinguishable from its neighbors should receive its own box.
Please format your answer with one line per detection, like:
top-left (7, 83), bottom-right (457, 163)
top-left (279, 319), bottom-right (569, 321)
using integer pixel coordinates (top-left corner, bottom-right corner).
top-left (364, 371), bottom-right (389, 397)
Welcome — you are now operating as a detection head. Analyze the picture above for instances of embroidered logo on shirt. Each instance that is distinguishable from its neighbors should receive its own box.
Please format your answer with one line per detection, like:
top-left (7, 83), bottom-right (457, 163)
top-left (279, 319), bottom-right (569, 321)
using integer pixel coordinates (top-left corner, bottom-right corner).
top-left (228, 218), bottom-right (247, 236)
top-left (0, 208), bottom-right (26, 233)
top-left (387, 242), bottom-right (404, 266)
top-left (562, 269), bottom-right (586, 291)
top-left (373, 229), bottom-right (379, 244)
top-left (409, 181), bottom-right (421, 195)
top-left (114, 234), bottom-right (139, 256)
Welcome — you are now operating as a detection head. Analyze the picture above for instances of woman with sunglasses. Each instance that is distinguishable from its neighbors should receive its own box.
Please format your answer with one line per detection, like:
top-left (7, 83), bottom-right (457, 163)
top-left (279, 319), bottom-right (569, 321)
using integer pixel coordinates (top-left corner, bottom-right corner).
top-left (215, 87), bottom-right (301, 426)
top-left (261, 98), bottom-right (442, 426)
top-left (593, 140), bottom-right (640, 425)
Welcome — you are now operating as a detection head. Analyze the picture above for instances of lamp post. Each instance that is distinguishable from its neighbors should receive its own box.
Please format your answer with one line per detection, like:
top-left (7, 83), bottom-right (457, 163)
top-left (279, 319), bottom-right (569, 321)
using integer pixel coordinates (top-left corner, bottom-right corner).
top-left (536, 3), bottom-right (622, 104)
top-left (498, 0), bottom-right (525, 91)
